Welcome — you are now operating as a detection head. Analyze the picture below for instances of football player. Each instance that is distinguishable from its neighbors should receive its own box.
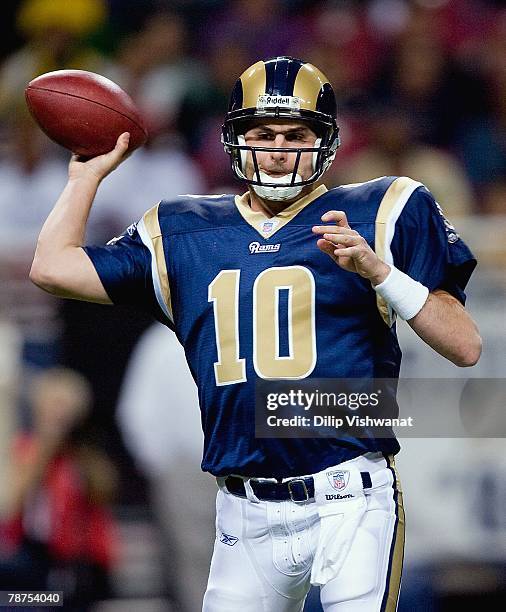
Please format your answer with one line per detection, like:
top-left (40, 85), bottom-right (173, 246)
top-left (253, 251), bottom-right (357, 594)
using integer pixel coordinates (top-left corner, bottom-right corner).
top-left (31, 57), bottom-right (481, 611)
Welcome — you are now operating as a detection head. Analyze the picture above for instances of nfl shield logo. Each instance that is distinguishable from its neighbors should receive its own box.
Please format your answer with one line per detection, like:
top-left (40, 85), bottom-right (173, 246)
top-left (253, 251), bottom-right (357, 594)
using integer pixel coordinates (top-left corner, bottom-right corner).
top-left (261, 221), bottom-right (274, 233)
top-left (326, 470), bottom-right (350, 491)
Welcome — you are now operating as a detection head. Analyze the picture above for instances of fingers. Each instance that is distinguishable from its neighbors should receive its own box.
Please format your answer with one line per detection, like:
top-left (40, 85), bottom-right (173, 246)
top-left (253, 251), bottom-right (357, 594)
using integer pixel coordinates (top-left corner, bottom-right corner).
top-left (317, 239), bottom-right (358, 256)
top-left (102, 132), bottom-right (130, 167)
top-left (114, 132), bottom-right (130, 155)
top-left (315, 227), bottom-right (364, 262)
top-left (312, 210), bottom-right (354, 241)
top-left (314, 213), bottom-right (382, 278)
top-left (316, 238), bottom-right (355, 263)
top-left (104, 132), bottom-right (130, 160)
top-left (71, 133), bottom-right (130, 163)
top-left (320, 232), bottom-right (362, 248)
top-left (331, 246), bottom-right (361, 257)
top-left (313, 221), bottom-right (361, 260)
top-left (320, 210), bottom-right (350, 227)
top-left (312, 225), bottom-right (358, 237)
top-left (316, 238), bottom-right (335, 256)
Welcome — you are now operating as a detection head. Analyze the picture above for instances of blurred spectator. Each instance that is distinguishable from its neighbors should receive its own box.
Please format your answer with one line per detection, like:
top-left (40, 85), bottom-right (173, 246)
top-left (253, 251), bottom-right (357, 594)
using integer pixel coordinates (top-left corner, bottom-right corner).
top-left (103, 11), bottom-right (208, 138)
top-left (370, 24), bottom-right (485, 149)
top-left (366, 0), bottom-right (412, 40)
top-left (481, 180), bottom-right (506, 216)
top-left (306, 2), bottom-right (384, 96)
top-left (330, 104), bottom-right (475, 217)
top-left (117, 323), bottom-right (216, 612)
top-left (0, 3), bottom-right (22, 61)
top-left (0, 367), bottom-right (119, 610)
top-left (178, 39), bottom-right (251, 190)
top-left (202, 0), bottom-right (307, 60)
top-left (0, 106), bottom-right (66, 251)
top-left (397, 437), bottom-right (506, 609)
top-left (407, 0), bottom-right (496, 57)
top-left (454, 11), bottom-right (506, 211)
top-left (87, 134), bottom-right (206, 242)
top-left (0, 0), bottom-right (107, 119)
top-left (0, 321), bottom-right (21, 516)
top-left (0, 106), bottom-right (67, 368)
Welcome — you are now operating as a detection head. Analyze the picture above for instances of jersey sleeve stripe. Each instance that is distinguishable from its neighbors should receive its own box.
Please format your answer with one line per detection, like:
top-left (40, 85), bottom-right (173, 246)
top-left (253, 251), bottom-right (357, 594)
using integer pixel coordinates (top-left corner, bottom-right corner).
top-left (374, 177), bottom-right (423, 326)
top-left (137, 203), bottom-right (174, 323)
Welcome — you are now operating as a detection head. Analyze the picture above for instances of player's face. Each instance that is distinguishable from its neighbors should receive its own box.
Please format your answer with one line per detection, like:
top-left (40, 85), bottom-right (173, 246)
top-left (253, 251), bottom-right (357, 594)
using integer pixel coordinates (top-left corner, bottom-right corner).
top-left (243, 121), bottom-right (318, 182)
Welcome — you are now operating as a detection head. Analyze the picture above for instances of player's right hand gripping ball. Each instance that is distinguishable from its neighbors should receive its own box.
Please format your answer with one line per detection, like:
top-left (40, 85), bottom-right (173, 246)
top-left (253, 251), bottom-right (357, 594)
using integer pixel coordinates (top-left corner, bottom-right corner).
top-left (25, 69), bottom-right (148, 157)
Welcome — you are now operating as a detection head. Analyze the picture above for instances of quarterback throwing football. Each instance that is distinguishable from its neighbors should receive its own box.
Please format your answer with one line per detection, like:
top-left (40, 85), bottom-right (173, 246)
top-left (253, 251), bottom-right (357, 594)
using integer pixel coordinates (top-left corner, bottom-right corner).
top-left (31, 57), bottom-right (481, 611)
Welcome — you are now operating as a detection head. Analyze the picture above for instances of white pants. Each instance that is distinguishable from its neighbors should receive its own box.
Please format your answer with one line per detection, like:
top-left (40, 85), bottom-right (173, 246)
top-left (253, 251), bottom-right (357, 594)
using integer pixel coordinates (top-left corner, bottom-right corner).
top-left (203, 453), bottom-right (404, 612)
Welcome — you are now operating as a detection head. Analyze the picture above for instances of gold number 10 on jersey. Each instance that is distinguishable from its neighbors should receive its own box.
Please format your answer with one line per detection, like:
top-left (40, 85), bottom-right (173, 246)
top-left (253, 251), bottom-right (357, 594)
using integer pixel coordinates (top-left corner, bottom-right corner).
top-left (208, 266), bottom-right (316, 385)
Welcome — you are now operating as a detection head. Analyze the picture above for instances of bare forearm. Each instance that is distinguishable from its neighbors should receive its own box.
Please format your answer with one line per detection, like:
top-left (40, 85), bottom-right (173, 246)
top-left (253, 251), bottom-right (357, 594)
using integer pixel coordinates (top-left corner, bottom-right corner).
top-left (30, 133), bottom-right (130, 302)
top-left (37, 176), bottom-right (99, 252)
top-left (407, 290), bottom-right (482, 366)
top-left (32, 177), bottom-right (99, 276)
top-left (29, 175), bottom-right (110, 302)
top-left (312, 210), bottom-right (481, 367)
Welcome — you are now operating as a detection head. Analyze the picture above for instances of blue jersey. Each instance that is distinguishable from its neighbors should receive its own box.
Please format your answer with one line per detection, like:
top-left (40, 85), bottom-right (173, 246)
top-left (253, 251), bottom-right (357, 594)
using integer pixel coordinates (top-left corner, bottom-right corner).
top-left (85, 177), bottom-right (476, 477)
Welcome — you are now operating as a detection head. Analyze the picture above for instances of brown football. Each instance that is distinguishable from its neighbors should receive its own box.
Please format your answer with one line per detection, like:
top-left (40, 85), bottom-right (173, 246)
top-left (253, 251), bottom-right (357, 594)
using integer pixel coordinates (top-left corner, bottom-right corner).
top-left (25, 70), bottom-right (148, 157)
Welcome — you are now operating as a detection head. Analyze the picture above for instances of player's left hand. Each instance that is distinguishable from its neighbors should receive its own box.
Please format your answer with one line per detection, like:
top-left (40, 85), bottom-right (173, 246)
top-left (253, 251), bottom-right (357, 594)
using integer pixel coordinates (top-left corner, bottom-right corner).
top-left (312, 210), bottom-right (390, 286)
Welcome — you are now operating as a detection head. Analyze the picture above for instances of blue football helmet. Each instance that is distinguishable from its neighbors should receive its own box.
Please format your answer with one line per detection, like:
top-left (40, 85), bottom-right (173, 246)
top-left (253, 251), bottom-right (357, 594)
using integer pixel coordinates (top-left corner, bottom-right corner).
top-left (222, 56), bottom-right (340, 200)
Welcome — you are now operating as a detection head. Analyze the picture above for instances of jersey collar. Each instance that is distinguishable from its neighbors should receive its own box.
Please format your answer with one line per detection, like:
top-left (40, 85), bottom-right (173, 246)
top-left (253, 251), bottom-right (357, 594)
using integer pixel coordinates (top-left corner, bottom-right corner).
top-left (234, 184), bottom-right (328, 239)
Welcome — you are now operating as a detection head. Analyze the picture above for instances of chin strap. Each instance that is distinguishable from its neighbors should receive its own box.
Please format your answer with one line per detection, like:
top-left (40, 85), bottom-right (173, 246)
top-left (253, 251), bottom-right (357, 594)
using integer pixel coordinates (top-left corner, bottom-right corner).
top-left (252, 172), bottom-right (303, 201)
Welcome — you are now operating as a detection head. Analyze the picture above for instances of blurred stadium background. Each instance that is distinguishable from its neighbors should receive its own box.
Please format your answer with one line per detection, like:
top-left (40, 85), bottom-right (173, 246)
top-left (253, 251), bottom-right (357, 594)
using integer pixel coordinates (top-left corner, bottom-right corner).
top-left (0, 0), bottom-right (504, 610)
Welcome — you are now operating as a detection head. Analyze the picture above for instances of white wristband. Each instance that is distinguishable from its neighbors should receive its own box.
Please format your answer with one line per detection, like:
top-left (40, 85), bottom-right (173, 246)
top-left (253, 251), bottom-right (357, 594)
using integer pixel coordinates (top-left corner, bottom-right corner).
top-left (373, 265), bottom-right (429, 320)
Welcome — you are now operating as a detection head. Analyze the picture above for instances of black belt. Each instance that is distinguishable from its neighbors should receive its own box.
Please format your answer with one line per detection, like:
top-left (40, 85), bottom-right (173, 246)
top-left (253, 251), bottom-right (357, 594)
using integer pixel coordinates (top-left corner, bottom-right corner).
top-left (224, 472), bottom-right (372, 503)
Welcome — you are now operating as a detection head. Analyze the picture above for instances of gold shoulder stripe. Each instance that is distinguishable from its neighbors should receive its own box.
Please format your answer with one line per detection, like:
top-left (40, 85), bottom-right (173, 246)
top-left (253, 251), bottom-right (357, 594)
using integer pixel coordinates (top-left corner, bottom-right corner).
top-left (142, 203), bottom-right (173, 320)
top-left (375, 177), bottom-right (422, 326)
top-left (375, 177), bottom-right (420, 225)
